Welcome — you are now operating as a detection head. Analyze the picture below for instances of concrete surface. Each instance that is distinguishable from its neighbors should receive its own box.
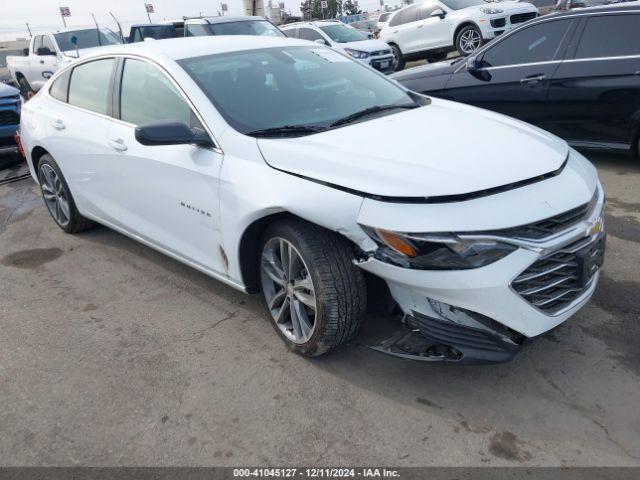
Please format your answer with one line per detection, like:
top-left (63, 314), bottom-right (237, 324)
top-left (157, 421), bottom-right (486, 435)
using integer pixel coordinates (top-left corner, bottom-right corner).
top-left (0, 151), bottom-right (639, 467)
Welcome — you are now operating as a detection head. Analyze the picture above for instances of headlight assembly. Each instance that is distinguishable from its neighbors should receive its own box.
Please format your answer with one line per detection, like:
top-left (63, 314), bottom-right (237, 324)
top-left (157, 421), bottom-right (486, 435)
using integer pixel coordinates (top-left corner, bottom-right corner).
top-left (361, 226), bottom-right (517, 270)
top-left (344, 48), bottom-right (369, 59)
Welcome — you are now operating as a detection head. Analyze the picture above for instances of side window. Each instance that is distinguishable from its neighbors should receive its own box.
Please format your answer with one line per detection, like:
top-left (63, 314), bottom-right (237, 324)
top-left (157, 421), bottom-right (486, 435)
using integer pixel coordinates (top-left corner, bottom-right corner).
top-left (298, 28), bottom-right (325, 42)
top-left (575, 15), bottom-right (640, 59)
top-left (283, 28), bottom-right (298, 38)
top-left (49, 69), bottom-right (71, 102)
top-left (120, 59), bottom-right (195, 127)
top-left (417, 3), bottom-right (437, 21)
top-left (400, 5), bottom-right (420, 25)
top-left (185, 24), bottom-right (209, 37)
top-left (32, 36), bottom-right (43, 54)
top-left (482, 20), bottom-right (571, 67)
top-left (42, 36), bottom-right (56, 54)
top-left (68, 58), bottom-right (115, 115)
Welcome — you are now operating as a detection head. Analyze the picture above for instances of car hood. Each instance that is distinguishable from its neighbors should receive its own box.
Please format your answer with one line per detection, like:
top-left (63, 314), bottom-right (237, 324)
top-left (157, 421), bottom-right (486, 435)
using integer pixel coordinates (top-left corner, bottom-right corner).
top-left (0, 82), bottom-right (19, 98)
top-left (257, 99), bottom-right (568, 199)
top-left (338, 39), bottom-right (391, 52)
top-left (391, 58), bottom-right (459, 82)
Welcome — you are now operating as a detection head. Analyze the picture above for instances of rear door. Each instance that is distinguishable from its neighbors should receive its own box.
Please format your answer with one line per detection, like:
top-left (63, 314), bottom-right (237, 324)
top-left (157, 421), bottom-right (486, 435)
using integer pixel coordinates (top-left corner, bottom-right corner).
top-left (444, 18), bottom-right (576, 127)
top-left (545, 13), bottom-right (640, 149)
top-left (389, 5), bottom-right (421, 54)
top-left (415, 1), bottom-right (450, 50)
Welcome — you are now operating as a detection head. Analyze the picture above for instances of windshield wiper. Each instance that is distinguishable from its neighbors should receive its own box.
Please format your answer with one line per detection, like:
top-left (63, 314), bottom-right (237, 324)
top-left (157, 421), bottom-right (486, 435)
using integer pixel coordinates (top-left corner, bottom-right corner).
top-left (246, 125), bottom-right (326, 138)
top-left (329, 104), bottom-right (418, 128)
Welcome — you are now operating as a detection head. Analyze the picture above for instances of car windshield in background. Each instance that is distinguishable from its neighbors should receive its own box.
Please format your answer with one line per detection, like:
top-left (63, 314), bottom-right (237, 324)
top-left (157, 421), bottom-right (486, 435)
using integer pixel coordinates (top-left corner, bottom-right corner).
top-left (55, 29), bottom-right (122, 51)
top-left (319, 24), bottom-right (368, 43)
top-left (207, 20), bottom-right (285, 37)
top-left (439, 0), bottom-right (486, 9)
top-left (179, 46), bottom-right (417, 136)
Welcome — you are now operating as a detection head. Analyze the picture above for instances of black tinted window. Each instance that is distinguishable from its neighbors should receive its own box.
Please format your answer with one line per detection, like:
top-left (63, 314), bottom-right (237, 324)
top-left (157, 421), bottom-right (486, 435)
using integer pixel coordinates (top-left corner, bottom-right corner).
top-left (298, 28), bottom-right (324, 42)
top-left (576, 15), bottom-right (640, 59)
top-left (49, 70), bottom-right (70, 102)
top-left (483, 20), bottom-right (570, 67)
top-left (120, 59), bottom-right (194, 126)
top-left (68, 58), bottom-right (115, 115)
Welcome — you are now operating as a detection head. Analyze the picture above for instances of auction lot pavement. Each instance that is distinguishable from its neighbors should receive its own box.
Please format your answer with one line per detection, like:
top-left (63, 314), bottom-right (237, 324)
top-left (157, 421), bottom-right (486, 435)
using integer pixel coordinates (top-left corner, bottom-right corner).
top-left (1, 151), bottom-right (639, 467)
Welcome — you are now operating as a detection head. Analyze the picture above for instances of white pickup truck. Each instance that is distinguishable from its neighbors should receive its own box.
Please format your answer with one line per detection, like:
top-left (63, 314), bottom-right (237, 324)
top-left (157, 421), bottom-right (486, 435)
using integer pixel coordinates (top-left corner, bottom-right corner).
top-left (7, 28), bottom-right (122, 96)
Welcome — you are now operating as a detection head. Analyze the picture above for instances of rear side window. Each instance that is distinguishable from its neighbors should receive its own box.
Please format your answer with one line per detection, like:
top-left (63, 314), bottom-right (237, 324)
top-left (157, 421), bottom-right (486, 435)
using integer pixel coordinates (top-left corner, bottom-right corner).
top-left (298, 28), bottom-right (324, 42)
top-left (575, 15), bottom-right (640, 59)
top-left (119, 59), bottom-right (194, 126)
top-left (49, 70), bottom-right (71, 102)
top-left (185, 24), bottom-right (209, 37)
top-left (68, 58), bottom-right (115, 115)
top-left (482, 20), bottom-right (571, 67)
top-left (283, 28), bottom-right (298, 38)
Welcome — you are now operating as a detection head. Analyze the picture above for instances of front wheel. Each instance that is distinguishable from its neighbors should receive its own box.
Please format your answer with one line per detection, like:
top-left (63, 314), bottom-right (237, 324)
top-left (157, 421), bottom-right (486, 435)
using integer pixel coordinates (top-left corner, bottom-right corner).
top-left (390, 44), bottom-right (406, 72)
top-left (456, 25), bottom-right (483, 56)
top-left (259, 220), bottom-right (367, 357)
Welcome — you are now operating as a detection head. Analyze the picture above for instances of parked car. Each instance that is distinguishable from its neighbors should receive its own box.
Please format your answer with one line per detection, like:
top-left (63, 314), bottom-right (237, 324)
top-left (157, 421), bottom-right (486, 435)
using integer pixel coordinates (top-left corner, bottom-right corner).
top-left (380, 0), bottom-right (539, 70)
top-left (184, 16), bottom-right (284, 37)
top-left (128, 24), bottom-right (178, 43)
top-left (20, 36), bottom-right (605, 364)
top-left (6, 28), bottom-right (122, 96)
top-left (375, 11), bottom-right (395, 34)
top-left (281, 21), bottom-right (396, 74)
top-left (392, 5), bottom-right (640, 155)
top-left (555, 0), bottom-right (633, 10)
top-left (0, 81), bottom-right (21, 168)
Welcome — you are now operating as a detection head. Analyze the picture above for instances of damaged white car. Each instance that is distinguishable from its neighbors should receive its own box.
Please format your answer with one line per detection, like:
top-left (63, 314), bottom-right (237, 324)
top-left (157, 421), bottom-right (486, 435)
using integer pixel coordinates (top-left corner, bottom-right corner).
top-left (20, 36), bottom-right (605, 363)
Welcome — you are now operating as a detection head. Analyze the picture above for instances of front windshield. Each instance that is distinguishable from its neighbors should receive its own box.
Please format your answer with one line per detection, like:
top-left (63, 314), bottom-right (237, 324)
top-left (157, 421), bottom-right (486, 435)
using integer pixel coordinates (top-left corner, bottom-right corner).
top-left (439, 0), bottom-right (486, 9)
top-left (55, 28), bottom-right (122, 51)
top-left (179, 46), bottom-right (417, 135)
top-left (208, 20), bottom-right (284, 37)
top-left (319, 24), bottom-right (367, 43)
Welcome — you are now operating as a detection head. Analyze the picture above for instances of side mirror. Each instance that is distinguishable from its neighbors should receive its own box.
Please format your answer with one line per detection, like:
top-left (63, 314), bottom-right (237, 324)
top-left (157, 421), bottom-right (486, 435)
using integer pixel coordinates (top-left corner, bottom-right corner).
top-left (135, 120), bottom-right (213, 147)
top-left (431, 8), bottom-right (446, 19)
top-left (466, 55), bottom-right (479, 72)
top-left (314, 38), bottom-right (328, 45)
top-left (36, 47), bottom-right (56, 56)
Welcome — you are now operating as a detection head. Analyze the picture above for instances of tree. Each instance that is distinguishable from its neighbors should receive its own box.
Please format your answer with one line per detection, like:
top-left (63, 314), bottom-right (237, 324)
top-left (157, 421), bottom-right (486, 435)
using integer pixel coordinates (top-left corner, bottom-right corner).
top-left (343, 0), bottom-right (361, 15)
top-left (300, 0), bottom-right (343, 19)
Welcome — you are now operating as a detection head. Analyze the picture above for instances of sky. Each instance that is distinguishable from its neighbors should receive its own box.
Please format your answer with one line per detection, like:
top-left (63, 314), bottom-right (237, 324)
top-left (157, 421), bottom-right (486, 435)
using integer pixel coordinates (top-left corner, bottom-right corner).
top-left (1, 0), bottom-right (389, 40)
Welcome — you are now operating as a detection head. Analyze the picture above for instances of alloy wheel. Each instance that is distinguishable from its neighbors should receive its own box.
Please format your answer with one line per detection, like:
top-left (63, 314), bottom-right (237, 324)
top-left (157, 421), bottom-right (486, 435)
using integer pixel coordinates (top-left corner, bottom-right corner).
top-left (260, 237), bottom-right (317, 344)
top-left (39, 164), bottom-right (70, 227)
top-left (459, 29), bottom-right (482, 55)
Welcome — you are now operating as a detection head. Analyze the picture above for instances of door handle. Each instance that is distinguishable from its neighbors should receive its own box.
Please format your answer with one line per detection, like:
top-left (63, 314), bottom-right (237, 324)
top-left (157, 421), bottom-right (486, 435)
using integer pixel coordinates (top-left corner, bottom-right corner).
top-left (51, 119), bottom-right (65, 130)
top-left (520, 74), bottom-right (546, 84)
top-left (40, 60), bottom-right (45, 64)
top-left (108, 138), bottom-right (128, 152)
top-left (393, 30), bottom-right (399, 34)
top-left (635, 71), bottom-right (640, 76)
top-left (417, 24), bottom-right (424, 28)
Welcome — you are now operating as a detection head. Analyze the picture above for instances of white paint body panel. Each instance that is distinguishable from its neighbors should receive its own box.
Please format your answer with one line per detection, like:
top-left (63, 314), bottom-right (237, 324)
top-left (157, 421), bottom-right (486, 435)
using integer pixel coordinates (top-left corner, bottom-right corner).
top-left (20, 36), bottom-right (602, 340)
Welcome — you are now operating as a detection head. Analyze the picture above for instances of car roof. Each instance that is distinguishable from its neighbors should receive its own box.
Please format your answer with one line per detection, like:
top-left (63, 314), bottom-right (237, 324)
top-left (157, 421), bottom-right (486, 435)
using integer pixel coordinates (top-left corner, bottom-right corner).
top-left (77, 35), bottom-right (315, 62)
top-left (547, 2), bottom-right (640, 18)
top-left (186, 15), bottom-right (267, 24)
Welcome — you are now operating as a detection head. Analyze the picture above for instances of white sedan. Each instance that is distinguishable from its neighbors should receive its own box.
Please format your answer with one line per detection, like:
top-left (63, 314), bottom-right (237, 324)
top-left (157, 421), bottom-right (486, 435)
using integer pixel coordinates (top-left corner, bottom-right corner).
top-left (20, 36), bottom-right (605, 363)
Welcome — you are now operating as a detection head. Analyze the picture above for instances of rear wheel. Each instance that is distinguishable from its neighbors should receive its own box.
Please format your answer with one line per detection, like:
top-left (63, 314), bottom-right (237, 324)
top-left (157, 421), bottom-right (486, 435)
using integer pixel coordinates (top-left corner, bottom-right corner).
top-left (390, 44), bottom-right (405, 72)
top-left (18, 77), bottom-right (34, 99)
top-left (259, 220), bottom-right (366, 357)
top-left (456, 25), bottom-right (483, 56)
top-left (37, 154), bottom-right (95, 233)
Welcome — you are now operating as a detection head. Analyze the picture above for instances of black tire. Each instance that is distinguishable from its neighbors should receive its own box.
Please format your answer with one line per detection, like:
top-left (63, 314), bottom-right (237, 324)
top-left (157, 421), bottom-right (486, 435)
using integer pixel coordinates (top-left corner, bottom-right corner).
top-left (455, 25), bottom-right (483, 57)
top-left (390, 44), bottom-right (405, 72)
top-left (259, 219), bottom-right (367, 357)
top-left (18, 76), bottom-right (34, 99)
top-left (36, 154), bottom-right (95, 234)
top-left (426, 52), bottom-right (448, 63)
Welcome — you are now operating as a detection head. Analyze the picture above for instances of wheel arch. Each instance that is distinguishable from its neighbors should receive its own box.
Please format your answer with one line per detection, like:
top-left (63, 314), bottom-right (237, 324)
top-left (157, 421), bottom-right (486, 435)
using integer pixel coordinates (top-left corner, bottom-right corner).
top-left (30, 146), bottom-right (50, 173)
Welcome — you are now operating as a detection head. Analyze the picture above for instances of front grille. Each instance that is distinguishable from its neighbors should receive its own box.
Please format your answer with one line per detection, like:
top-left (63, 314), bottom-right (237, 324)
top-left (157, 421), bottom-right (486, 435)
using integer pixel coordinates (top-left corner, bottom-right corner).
top-left (512, 235), bottom-right (605, 314)
top-left (491, 18), bottom-right (506, 28)
top-left (0, 95), bottom-right (21, 105)
top-left (0, 111), bottom-right (20, 126)
top-left (370, 49), bottom-right (391, 57)
top-left (473, 191), bottom-right (597, 241)
top-left (510, 12), bottom-right (537, 24)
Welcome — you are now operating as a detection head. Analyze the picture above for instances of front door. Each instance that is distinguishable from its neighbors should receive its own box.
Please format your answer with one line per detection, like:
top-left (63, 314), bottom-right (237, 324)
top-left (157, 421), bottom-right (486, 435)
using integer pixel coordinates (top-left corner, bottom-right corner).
top-left (444, 18), bottom-right (576, 128)
top-left (105, 57), bottom-right (226, 274)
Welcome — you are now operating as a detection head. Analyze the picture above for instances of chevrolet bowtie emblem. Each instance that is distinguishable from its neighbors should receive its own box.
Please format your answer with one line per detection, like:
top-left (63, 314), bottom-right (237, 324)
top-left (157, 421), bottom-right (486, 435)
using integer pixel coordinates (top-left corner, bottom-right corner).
top-left (588, 216), bottom-right (604, 236)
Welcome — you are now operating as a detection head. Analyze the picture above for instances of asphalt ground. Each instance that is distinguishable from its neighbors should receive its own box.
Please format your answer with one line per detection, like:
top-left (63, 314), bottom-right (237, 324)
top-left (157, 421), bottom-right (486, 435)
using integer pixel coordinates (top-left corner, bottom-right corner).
top-left (0, 150), bottom-right (639, 467)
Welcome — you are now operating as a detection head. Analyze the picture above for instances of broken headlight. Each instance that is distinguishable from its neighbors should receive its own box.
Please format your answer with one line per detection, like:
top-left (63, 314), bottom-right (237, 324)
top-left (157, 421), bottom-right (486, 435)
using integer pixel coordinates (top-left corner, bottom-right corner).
top-left (361, 227), bottom-right (517, 270)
